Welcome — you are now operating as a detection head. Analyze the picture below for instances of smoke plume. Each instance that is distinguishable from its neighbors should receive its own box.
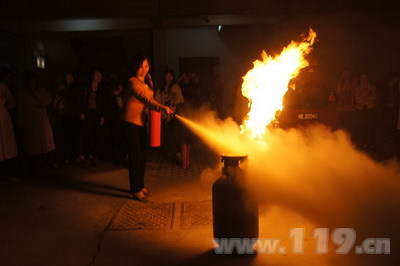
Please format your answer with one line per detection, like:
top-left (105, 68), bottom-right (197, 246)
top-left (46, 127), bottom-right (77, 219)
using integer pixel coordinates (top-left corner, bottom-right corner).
top-left (177, 109), bottom-right (400, 259)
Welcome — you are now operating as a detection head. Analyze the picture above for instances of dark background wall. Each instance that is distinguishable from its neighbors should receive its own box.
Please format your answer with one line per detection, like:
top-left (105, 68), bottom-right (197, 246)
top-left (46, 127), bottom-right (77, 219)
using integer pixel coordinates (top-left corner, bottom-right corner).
top-left (1, 1), bottom-right (400, 115)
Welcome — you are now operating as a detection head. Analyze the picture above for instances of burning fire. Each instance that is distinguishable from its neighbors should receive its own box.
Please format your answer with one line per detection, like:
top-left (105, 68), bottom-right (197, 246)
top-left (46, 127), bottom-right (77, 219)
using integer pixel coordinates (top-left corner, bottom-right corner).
top-left (241, 28), bottom-right (317, 139)
top-left (175, 29), bottom-right (318, 155)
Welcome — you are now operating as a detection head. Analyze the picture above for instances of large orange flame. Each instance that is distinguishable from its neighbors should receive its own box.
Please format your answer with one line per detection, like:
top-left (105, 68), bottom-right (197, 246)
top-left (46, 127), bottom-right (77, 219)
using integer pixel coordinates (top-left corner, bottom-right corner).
top-left (241, 28), bottom-right (317, 139)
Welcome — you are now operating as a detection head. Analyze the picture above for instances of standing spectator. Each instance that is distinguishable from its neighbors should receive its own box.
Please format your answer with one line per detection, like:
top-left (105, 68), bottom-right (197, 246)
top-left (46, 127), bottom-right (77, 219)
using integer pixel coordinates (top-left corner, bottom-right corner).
top-left (0, 68), bottom-right (19, 125)
top-left (79, 69), bottom-right (105, 167)
top-left (155, 69), bottom-right (185, 159)
top-left (354, 73), bottom-right (377, 149)
top-left (177, 71), bottom-right (200, 108)
top-left (177, 71), bottom-right (200, 146)
top-left (385, 70), bottom-right (400, 157)
top-left (121, 53), bottom-right (173, 201)
top-left (0, 80), bottom-right (18, 179)
top-left (51, 71), bottom-right (81, 163)
top-left (18, 72), bottom-right (58, 169)
top-left (0, 68), bottom-right (22, 162)
top-left (102, 73), bottom-right (123, 161)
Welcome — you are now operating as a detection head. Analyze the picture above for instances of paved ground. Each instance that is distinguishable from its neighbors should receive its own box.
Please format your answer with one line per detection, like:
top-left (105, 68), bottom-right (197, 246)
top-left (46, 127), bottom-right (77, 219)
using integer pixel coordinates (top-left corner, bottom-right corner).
top-left (0, 144), bottom-right (398, 266)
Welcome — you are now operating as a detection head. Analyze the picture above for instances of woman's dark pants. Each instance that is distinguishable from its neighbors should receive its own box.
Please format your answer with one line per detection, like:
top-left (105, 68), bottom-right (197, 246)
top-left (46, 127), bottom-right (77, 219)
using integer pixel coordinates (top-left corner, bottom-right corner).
top-left (124, 121), bottom-right (147, 194)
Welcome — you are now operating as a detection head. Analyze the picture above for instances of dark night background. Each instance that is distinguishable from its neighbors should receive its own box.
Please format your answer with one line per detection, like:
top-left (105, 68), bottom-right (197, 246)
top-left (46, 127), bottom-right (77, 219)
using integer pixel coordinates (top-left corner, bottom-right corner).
top-left (1, 0), bottom-right (400, 115)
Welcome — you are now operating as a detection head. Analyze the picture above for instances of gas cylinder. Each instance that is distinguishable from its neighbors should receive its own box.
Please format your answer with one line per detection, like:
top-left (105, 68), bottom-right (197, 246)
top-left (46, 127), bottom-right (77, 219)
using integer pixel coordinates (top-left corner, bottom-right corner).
top-left (181, 142), bottom-right (190, 169)
top-left (149, 110), bottom-right (161, 147)
top-left (212, 155), bottom-right (259, 251)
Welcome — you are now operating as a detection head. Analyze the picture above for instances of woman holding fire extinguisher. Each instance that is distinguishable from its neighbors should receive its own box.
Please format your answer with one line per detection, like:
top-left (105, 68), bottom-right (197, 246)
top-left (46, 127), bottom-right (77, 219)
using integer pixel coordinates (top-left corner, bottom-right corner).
top-left (122, 53), bottom-right (173, 202)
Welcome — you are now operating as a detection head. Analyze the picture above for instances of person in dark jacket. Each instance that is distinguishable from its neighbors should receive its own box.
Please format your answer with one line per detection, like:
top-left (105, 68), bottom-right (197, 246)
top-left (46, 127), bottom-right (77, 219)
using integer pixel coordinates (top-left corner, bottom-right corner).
top-left (51, 71), bottom-right (81, 163)
top-left (79, 69), bottom-right (105, 167)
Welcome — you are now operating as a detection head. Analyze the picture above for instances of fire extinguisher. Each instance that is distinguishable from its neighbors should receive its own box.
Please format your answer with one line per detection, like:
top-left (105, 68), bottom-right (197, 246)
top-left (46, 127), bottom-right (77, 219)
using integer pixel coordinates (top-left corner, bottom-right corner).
top-left (181, 142), bottom-right (190, 169)
top-left (212, 155), bottom-right (259, 253)
top-left (149, 110), bottom-right (161, 147)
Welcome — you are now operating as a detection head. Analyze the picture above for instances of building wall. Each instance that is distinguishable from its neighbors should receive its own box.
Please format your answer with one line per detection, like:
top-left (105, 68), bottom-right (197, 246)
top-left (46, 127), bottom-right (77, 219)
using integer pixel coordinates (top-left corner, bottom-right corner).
top-left (3, 22), bottom-right (400, 117)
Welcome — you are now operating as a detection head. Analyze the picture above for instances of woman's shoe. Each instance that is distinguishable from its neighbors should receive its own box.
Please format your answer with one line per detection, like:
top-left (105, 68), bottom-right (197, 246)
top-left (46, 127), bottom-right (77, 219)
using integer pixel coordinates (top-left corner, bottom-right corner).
top-left (132, 191), bottom-right (148, 202)
top-left (141, 188), bottom-right (153, 197)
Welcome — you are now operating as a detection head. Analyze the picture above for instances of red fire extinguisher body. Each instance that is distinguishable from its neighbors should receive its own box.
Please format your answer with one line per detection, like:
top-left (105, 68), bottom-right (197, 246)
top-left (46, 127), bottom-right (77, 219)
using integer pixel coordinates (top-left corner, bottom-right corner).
top-left (149, 110), bottom-right (161, 147)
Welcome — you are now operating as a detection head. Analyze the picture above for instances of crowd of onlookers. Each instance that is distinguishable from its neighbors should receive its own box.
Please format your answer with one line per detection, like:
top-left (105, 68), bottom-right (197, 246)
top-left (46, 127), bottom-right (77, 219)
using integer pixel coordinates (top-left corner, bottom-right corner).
top-left (0, 67), bottom-right (202, 180)
top-left (1, 65), bottom-right (400, 180)
top-left (335, 69), bottom-right (400, 154)
top-left (281, 68), bottom-right (400, 157)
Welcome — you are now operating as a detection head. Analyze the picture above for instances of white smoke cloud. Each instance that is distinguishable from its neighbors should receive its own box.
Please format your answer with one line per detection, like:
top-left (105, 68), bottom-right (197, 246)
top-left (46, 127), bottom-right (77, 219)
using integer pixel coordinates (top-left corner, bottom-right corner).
top-left (177, 110), bottom-right (400, 259)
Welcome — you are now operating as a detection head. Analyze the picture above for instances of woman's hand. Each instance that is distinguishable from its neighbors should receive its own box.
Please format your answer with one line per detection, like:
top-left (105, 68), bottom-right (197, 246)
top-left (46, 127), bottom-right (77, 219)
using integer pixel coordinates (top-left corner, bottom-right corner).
top-left (162, 105), bottom-right (174, 115)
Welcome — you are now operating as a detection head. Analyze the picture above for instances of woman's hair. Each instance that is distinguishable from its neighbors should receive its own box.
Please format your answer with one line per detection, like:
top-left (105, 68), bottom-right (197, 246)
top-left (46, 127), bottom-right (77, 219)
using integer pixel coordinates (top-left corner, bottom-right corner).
top-left (131, 53), bottom-right (148, 74)
top-left (160, 69), bottom-right (175, 93)
top-left (89, 68), bottom-right (103, 81)
top-left (130, 53), bottom-right (153, 89)
top-left (63, 71), bottom-right (74, 79)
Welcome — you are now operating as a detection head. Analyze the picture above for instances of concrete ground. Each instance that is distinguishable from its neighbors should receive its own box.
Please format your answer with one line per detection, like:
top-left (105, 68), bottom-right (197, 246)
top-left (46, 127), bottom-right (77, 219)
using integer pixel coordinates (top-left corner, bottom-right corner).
top-left (0, 145), bottom-right (398, 266)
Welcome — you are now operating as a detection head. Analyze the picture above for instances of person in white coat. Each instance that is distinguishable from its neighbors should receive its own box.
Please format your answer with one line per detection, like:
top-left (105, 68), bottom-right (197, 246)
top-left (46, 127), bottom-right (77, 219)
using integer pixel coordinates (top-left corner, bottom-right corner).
top-left (18, 72), bottom-right (57, 168)
top-left (0, 79), bottom-right (18, 179)
top-left (0, 82), bottom-right (17, 161)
